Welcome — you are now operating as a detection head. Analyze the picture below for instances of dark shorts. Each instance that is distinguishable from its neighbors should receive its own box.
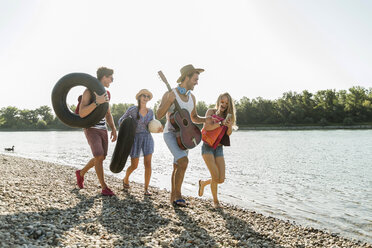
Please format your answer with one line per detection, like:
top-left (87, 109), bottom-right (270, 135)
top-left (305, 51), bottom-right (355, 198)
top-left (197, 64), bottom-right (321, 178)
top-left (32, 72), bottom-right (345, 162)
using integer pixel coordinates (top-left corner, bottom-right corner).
top-left (84, 128), bottom-right (108, 157)
top-left (201, 142), bottom-right (224, 157)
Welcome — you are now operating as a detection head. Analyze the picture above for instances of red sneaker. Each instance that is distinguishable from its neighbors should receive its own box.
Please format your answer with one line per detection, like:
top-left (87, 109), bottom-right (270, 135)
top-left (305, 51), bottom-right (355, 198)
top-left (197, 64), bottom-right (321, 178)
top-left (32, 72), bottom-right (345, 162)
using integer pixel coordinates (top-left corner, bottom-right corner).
top-left (101, 187), bottom-right (115, 196)
top-left (75, 170), bottom-right (84, 189)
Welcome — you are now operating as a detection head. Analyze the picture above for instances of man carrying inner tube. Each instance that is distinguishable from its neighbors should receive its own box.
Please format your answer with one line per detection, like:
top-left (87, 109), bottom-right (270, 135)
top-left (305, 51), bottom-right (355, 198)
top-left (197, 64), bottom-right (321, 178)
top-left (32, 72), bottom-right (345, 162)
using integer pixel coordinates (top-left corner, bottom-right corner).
top-left (75, 67), bottom-right (118, 196)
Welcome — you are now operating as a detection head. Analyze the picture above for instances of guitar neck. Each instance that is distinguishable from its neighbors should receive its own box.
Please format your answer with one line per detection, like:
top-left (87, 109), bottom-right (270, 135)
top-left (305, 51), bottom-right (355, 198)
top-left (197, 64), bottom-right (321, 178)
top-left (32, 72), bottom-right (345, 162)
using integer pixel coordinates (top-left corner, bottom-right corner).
top-left (163, 79), bottom-right (183, 114)
top-left (158, 71), bottom-right (184, 115)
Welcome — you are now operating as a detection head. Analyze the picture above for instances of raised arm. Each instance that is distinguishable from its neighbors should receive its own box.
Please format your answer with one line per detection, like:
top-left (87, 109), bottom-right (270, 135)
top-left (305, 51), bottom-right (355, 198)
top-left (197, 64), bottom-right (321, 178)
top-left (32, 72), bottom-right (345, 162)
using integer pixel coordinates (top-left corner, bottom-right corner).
top-left (156, 91), bottom-right (176, 120)
top-left (79, 89), bottom-right (108, 118)
top-left (203, 108), bottom-right (221, 131)
top-left (190, 94), bottom-right (207, 124)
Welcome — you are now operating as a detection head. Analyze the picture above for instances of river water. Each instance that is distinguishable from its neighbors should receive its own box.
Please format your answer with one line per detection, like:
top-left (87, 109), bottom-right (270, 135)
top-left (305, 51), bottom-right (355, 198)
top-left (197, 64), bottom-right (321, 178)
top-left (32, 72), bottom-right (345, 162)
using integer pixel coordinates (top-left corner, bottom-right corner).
top-left (1, 130), bottom-right (371, 243)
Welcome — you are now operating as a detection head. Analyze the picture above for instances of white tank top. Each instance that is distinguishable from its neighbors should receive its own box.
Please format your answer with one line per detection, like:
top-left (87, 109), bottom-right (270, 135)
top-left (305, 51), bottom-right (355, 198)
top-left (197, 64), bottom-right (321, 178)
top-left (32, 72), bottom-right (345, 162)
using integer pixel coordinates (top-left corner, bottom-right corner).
top-left (164, 88), bottom-right (194, 133)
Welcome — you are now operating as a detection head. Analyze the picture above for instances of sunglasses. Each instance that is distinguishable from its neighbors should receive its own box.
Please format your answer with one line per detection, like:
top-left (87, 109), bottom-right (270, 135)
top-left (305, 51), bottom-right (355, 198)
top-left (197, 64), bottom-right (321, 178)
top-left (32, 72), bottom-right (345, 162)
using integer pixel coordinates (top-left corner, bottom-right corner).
top-left (142, 94), bottom-right (151, 99)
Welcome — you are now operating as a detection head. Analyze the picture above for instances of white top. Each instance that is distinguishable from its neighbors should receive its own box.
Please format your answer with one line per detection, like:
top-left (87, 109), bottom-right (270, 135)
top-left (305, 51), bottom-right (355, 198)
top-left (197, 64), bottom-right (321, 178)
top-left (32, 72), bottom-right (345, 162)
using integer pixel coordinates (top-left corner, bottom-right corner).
top-left (164, 88), bottom-right (194, 133)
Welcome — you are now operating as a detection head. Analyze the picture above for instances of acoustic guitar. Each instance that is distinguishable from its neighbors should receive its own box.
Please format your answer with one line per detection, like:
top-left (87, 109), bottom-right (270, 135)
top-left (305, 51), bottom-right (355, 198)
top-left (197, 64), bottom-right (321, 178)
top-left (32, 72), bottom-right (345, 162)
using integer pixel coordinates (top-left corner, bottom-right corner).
top-left (158, 71), bottom-right (201, 150)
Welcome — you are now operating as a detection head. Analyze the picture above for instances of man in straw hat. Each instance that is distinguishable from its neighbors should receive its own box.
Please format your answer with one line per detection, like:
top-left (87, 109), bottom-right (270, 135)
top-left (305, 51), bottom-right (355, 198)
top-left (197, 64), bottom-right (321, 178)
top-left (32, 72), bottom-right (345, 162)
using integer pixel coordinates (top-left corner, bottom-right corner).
top-left (157, 64), bottom-right (207, 207)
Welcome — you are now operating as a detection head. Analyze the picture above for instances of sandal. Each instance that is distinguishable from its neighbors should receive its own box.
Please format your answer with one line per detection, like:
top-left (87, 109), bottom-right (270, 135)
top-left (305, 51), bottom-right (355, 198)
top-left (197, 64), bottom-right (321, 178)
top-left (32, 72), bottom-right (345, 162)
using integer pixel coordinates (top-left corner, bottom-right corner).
top-left (144, 190), bottom-right (152, 196)
top-left (123, 182), bottom-right (130, 189)
top-left (173, 199), bottom-right (187, 207)
top-left (75, 170), bottom-right (84, 189)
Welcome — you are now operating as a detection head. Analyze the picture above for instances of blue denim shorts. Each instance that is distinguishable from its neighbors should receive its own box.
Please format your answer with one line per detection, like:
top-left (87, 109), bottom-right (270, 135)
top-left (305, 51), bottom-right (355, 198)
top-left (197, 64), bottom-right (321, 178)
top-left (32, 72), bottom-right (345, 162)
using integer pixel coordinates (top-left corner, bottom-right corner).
top-left (163, 132), bottom-right (189, 164)
top-left (201, 142), bottom-right (224, 157)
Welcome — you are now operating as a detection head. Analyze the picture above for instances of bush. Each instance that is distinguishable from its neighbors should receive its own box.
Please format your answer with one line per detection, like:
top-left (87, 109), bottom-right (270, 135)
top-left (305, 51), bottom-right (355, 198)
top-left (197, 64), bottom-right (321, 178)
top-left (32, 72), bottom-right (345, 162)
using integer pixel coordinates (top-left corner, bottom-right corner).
top-left (36, 119), bottom-right (47, 129)
top-left (343, 117), bottom-right (354, 126)
top-left (319, 118), bottom-right (328, 126)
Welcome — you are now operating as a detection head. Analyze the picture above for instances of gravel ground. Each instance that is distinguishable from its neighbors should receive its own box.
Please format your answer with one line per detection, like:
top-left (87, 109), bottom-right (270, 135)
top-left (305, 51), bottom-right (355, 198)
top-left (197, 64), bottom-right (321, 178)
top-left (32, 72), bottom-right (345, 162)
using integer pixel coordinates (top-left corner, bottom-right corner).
top-left (0, 154), bottom-right (370, 248)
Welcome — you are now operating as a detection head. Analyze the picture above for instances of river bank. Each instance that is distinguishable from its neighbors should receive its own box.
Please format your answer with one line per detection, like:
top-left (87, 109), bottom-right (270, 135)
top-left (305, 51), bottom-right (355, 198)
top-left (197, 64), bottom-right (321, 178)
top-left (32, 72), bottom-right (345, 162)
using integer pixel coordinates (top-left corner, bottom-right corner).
top-left (2, 124), bottom-right (372, 132)
top-left (0, 154), bottom-right (370, 247)
top-left (238, 124), bottom-right (372, 130)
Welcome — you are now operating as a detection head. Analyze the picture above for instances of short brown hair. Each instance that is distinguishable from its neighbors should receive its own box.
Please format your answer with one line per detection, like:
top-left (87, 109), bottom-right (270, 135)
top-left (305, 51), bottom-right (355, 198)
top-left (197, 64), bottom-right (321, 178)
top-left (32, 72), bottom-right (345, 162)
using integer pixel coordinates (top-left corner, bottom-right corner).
top-left (96, 67), bottom-right (114, 80)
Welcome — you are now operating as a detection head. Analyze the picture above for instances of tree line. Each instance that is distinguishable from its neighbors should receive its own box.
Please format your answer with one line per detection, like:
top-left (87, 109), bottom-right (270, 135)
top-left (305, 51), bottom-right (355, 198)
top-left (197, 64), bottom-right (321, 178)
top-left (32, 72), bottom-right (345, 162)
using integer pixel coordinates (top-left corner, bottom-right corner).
top-left (1, 86), bottom-right (371, 130)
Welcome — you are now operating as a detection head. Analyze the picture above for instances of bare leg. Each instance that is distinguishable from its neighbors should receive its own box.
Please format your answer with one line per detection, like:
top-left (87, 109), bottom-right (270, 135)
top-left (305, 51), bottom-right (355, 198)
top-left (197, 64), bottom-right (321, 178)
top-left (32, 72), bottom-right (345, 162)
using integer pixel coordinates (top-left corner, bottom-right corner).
top-left (94, 155), bottom-right (107, 189)
top-left (80, 158), bottom-right (95, 177)
top-left (170, 163), bottom-right (176, 203)
top-left (144, 154), bottom-right (152, 192)
top-left (202, 154), bottom-right (221, 206)
top-left (199, 179), bottom-right (211, 197)
top-left (174, 157), bottom-right (188, 200)
top-left (123, 157), bottom-right (139, 185)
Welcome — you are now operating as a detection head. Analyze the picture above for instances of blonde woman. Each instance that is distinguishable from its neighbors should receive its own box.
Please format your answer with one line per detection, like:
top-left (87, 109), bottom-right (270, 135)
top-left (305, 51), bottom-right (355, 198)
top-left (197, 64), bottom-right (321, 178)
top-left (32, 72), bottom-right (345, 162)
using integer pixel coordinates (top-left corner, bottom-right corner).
top-left (198, 92), bottom-right (237, 208)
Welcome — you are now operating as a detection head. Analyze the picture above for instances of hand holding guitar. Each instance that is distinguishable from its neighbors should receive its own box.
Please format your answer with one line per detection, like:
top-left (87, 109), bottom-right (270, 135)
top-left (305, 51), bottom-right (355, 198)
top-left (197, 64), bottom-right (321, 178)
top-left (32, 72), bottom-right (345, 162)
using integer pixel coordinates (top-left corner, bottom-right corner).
top-left (157, 71), bottom-right (202, 150)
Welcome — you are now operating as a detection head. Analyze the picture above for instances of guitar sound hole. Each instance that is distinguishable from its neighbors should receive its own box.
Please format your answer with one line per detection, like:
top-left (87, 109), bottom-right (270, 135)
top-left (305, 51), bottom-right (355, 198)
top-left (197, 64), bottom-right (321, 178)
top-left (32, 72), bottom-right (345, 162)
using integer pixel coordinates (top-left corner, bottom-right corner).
top-left (183, 119), bottom-right (188, 126)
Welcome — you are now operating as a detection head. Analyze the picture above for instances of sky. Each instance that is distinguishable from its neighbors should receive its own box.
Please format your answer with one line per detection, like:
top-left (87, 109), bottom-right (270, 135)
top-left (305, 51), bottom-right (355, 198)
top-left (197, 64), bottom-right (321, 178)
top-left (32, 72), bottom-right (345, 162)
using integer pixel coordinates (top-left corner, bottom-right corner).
top-left (1, 0), bottom-right (371, 110)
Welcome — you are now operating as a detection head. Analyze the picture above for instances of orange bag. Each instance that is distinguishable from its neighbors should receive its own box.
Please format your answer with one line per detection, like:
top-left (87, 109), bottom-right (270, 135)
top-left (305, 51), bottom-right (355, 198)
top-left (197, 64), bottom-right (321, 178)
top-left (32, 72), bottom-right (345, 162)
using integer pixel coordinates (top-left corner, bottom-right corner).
top-left (202, 125), bottom-right (227, 149)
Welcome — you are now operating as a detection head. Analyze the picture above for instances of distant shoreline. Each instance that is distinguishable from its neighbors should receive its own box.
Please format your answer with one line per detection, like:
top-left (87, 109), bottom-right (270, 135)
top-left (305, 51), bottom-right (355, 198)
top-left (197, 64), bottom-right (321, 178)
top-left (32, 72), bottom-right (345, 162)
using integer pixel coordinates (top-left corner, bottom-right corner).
top-left (238, 124), bottom-right (372, 130)
top-left (1, 124), bottom-right (372, 132)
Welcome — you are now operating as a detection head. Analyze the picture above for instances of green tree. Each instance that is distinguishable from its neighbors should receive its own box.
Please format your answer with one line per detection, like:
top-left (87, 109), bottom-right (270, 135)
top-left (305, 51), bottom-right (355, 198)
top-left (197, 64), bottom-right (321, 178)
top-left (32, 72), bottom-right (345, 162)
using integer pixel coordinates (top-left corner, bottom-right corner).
top-left (196, 101), bottom-right (208, 116)
top-left (111, 103), bottom-right (134, 127)
top-left (0, 106), bottom-right (19, 128)
top-left (18, 109), bottom-right (39, 128)
top-left (345, 86), bottom-right (368, 121)
top-left (235, 97), bottom-right (251, 125)
top-left (36, 105), bottom-right (54, 125)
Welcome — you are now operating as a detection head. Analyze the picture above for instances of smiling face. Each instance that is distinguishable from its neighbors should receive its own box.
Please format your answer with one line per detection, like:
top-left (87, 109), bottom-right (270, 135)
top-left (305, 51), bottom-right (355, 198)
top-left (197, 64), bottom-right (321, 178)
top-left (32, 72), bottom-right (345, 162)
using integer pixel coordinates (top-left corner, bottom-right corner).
top-left (218, 95), bottom-right (229, 113)
top-left (101, 75), bottom-right (113, 88)
top-left (184, 73), bottom-right (199, 91)
top-left (139, 94), bottom-right (151, 105)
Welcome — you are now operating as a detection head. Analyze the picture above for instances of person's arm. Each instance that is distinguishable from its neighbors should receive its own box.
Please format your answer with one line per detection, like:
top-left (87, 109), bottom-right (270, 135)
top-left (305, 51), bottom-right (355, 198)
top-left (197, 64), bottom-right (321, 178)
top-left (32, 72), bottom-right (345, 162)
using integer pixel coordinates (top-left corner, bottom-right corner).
top-left (79, 90), bottom-right (108, 118)
top-left (190, 94), bottom-right (207, 124)
top-left (156, 91), bottom-right (176, 119)
top-left (225, 119), bottom-right (233, 136)
top-left (150, 109), bottom-right (163, 133)
top-left (105, 107), bottom-right (117, 142)
top-left (118, 106), bottom-right (134, 126)
top-left (203, 109), bottom-right (221, 131)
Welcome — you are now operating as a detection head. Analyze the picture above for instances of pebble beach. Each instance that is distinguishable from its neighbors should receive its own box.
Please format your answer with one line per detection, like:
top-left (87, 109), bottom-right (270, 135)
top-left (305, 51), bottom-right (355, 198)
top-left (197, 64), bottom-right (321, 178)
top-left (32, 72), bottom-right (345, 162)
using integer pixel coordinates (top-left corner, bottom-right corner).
top-left (0, 154), bottom-right (370, 248)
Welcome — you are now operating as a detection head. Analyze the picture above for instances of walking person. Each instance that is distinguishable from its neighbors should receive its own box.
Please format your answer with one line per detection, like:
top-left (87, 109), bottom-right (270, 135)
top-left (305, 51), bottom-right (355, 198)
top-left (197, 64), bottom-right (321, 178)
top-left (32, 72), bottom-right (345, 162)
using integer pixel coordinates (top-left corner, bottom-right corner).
top-left (118, 89), bottom-right (162, 195)
top-left (198, 92), bottom-right (237, 208)
top-left (75, 67), bottom-right (117, 196)
top-left (157, 64), bottom-right (207, 207)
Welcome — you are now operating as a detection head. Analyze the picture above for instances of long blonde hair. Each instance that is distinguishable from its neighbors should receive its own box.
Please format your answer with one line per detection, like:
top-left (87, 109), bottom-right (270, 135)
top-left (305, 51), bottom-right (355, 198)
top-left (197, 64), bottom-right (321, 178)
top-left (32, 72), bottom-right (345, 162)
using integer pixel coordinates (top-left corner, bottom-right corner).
top-left (216, 92), bottom-right (238, 130)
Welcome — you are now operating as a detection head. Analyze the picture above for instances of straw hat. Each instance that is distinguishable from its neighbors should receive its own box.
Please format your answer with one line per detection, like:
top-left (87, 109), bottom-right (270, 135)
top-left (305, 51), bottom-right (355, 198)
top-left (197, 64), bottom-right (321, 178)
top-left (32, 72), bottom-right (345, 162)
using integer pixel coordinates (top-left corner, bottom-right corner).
top-left (135, 89), bottom-right (153, 100)
top-left (177, 64), bottom-right (204, 83)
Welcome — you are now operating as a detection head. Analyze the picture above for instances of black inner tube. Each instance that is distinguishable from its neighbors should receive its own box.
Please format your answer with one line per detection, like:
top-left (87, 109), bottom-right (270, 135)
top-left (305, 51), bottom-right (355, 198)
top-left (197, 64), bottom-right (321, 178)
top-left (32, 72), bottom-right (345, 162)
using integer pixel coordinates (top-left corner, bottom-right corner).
top-left (51, 73), bottom-right (108, 128)
top-left (110, 117), bottom-right (136, 173)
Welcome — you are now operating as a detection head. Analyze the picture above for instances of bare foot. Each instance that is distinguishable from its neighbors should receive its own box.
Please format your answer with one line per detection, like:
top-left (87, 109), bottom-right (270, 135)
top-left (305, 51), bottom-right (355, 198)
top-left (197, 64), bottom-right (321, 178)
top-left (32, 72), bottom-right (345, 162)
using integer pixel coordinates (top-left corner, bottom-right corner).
top-left (213, 202), bottom-right (222, 209)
